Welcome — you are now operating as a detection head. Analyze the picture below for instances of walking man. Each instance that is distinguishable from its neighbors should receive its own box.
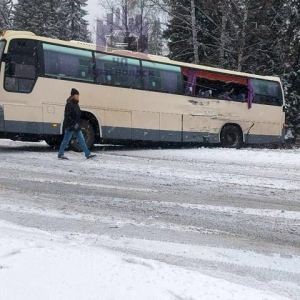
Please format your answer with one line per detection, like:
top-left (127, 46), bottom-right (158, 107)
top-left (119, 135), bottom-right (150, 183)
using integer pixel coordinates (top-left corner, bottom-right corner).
top-left (58, 88), bottom-right (96, 160)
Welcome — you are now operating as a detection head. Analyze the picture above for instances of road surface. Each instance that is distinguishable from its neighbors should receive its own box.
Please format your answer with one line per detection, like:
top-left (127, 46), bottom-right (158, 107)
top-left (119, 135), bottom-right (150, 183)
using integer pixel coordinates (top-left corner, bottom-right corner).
top-left (0, 140), bottom-right (299, 299)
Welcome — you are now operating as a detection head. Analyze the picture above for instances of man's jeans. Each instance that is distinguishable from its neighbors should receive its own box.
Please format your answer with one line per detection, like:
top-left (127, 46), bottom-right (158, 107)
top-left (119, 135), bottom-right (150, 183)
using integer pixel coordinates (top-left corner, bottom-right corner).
top-left (58, 130), bottom-right (91, 158)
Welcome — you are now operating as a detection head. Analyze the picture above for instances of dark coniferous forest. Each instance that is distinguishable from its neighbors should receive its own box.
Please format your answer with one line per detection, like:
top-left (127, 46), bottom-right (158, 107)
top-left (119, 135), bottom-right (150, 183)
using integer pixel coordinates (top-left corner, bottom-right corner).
top-left (2, 0), bottom-right (91, 42)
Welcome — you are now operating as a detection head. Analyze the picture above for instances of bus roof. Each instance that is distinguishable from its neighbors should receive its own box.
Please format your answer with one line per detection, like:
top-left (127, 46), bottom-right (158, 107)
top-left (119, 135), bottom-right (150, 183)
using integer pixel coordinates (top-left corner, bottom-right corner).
top-left (0, 30), bottom-right (281, 82)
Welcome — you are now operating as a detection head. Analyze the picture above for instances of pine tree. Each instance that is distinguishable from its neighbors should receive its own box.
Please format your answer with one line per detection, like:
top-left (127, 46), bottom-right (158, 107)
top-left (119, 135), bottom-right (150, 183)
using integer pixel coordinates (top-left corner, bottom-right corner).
top-left (13, 0), bottom-right (54, 37)
top-left (63, 0), bottom-right (91, 42)
top-left (49, 0), bottom-right (65, 39)
top-left (13, 0), bottom-right (91, 41)
top-left (0, 0), bottom-right (13, 29)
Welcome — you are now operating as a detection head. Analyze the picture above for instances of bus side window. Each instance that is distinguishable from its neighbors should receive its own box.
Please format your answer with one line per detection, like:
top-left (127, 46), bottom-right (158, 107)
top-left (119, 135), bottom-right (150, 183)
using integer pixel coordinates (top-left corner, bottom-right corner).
top-left (94, 57), bottom-right (106, 84)
top-left (142, 61), bottom-right (182, 94)
top-left (4, 39), bottom-right (37, 93)
top-left (250, 79), bottom-right (282, 106)
top-left (42, 43), bottom-right (93, 82)
top-left (95, 53), bottom-right (141, 89)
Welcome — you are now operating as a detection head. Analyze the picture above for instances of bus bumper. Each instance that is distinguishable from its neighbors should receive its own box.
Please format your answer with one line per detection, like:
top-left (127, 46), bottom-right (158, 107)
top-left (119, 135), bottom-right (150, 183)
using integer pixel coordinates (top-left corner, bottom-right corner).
top-left (244, 129), bottom-right (285, 144)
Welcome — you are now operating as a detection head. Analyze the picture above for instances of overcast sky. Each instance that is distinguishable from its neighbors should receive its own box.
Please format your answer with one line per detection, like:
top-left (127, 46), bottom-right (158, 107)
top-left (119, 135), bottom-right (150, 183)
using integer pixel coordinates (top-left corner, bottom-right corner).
top-left (86, 0), bottom-right (102, 41)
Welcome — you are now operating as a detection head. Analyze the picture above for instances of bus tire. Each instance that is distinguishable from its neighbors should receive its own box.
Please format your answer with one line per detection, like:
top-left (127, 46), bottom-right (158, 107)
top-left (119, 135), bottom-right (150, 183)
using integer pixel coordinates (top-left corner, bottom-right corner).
top-left (69, 119), bottom-right (95, 152)
top-left (220, 125), bottom-right (243, 148)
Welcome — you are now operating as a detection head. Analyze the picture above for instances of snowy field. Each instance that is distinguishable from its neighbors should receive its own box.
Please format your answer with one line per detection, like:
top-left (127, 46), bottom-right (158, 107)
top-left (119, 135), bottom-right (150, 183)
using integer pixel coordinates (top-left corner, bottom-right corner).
top-left (0, 139), bottom-right (300, 300)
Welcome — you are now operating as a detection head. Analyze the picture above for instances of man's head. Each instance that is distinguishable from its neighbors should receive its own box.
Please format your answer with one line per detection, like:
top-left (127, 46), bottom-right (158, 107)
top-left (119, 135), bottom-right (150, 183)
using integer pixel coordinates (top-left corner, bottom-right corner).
top-left (70, 88), bottom-right (79, 101)
top-left (71, 88), bottom-right (79, 96)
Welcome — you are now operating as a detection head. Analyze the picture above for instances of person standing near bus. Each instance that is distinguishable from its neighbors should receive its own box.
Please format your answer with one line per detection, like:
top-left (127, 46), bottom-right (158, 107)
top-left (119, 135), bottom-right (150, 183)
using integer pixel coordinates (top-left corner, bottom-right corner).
top-left (58, 88), bottom-right (96, 160)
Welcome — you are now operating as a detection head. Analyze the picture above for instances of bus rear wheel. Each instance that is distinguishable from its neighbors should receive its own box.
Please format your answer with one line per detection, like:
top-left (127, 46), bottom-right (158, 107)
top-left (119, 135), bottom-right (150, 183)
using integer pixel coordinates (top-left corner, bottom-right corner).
top-left (220, 125), bottom-right (243, 148)
top-left (69, 119), bottom-right (95, 152)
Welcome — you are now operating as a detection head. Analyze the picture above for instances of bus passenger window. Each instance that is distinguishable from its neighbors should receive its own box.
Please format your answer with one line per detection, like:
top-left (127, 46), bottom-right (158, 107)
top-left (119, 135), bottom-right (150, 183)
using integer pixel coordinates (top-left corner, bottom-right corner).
top-left (4, 39), bottom-right (37, 93)
top-left (95, 53), bottom-right (142, 89)
top-left (142, 61), bottom-right (182, 94)
top-left (43, 43), bottom-right (93, 82)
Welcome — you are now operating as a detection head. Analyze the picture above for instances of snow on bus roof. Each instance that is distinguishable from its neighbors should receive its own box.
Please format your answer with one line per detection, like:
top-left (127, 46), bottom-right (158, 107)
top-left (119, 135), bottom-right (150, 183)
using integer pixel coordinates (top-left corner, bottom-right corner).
top-left (1, 30), bottom-right (36, 38)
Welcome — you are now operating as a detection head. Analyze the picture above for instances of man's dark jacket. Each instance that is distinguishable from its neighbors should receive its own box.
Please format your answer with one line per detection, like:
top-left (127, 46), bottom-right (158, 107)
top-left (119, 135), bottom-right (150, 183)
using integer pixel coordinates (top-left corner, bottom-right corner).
top-left (63, 98), bottom-right (81, 131)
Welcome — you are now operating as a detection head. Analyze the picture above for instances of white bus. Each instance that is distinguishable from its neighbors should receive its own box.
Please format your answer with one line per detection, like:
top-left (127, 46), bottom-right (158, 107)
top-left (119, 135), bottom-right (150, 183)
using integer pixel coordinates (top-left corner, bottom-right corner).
top-left (0, 30), bottom-right (285, 150)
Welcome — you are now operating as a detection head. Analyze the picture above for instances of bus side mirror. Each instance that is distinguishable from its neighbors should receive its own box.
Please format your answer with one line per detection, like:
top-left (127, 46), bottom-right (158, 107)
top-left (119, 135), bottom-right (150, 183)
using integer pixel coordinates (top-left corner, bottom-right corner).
top-left (2, 54), bottom-right (15, 76)
top-left (6, 61), bottom-right (16, 76)
top-left (2, 53), bottom-right (8, 62)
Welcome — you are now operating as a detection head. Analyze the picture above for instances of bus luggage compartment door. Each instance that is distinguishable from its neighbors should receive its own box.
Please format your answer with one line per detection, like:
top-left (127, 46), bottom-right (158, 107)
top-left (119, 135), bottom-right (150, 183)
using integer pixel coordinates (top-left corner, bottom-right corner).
top-left (182, 115), bottom-right (211, 143)
top-left (159, 113), bottom-right (182, 142)
top-left (132, 111), bottom-right (159, 141)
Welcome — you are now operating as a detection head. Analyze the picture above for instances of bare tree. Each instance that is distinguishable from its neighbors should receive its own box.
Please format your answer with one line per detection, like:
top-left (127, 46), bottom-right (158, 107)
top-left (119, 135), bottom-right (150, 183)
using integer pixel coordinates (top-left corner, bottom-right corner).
top-left (190, 0), bottom-right (199, 64)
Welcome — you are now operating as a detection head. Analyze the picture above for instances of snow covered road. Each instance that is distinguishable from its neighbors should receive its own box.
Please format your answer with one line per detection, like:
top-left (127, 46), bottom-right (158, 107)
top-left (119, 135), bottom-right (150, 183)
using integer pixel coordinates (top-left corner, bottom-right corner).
top-left (0, 140), bottom-right (299, 299)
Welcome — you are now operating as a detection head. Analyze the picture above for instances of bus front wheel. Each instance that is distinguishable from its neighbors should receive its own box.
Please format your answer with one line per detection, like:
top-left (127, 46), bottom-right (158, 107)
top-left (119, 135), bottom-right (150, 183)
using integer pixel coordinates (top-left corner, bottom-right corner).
top-left (69, 119), bottom-right (95, 152)
top-left (220, 125), bottom-right (243, 148)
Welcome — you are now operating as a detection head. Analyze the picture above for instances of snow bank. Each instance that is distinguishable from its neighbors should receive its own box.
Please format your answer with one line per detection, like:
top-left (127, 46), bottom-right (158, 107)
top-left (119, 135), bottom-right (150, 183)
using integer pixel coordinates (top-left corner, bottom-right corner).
top-left (0, 221), bottom-right (291, 300)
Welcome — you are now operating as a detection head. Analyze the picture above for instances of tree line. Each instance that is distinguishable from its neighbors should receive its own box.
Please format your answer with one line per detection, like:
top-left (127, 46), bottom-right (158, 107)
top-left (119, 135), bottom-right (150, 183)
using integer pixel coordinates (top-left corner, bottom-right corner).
top-left (1, 0), bottom-right (300, 134)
